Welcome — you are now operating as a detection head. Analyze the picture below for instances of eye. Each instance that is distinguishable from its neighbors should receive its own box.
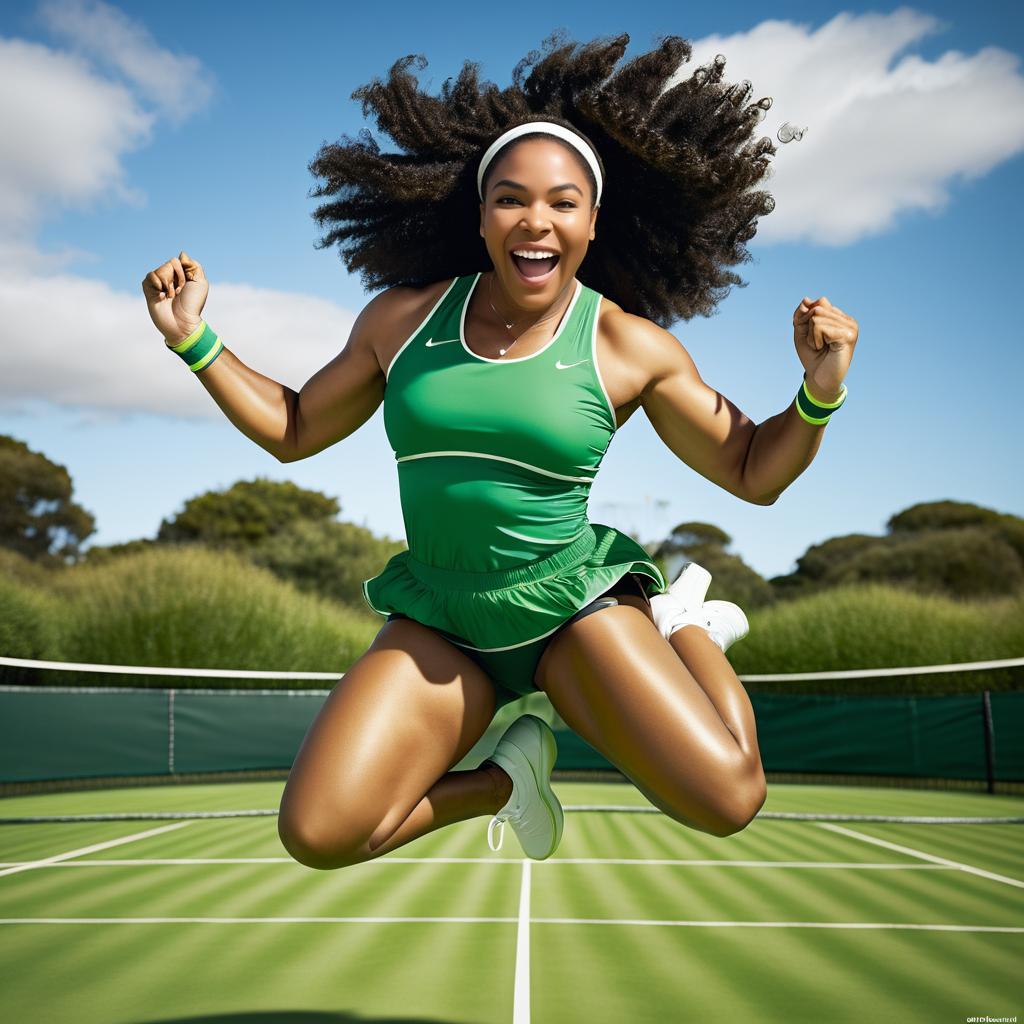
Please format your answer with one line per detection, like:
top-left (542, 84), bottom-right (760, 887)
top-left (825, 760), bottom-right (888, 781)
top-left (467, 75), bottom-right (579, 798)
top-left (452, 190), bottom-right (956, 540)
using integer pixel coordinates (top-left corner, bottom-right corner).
top-left (497, 197), bottom-right (577, 208)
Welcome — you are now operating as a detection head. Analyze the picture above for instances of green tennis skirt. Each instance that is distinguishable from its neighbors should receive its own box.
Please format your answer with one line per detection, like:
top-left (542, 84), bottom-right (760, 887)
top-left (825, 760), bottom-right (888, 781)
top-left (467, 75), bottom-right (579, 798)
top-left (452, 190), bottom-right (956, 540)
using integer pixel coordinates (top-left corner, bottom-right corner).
top-left (362, 523), bottom-right (667, 704)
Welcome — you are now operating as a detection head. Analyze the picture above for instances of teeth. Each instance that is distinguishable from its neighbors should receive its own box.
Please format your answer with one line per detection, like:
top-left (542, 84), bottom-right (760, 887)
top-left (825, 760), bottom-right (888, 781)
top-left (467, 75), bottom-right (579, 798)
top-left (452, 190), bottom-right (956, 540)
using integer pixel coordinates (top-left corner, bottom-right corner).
top-left (512, 250), bottom-right (558, 260)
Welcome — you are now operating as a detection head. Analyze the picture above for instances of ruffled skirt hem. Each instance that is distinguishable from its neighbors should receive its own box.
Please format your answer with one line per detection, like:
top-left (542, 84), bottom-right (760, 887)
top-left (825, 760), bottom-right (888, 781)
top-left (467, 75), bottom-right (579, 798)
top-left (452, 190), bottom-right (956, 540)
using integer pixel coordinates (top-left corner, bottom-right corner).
top-left (361, 523), bottom-right (667, 652)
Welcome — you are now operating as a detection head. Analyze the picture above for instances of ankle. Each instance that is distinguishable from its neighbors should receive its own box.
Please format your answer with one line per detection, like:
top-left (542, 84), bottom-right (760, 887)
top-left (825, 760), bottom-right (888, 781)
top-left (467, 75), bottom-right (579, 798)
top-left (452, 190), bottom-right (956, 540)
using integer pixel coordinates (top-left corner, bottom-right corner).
top-left (672, 621), bottom-right (720, 645)
top-left (481, 759), bottom-right (513, 808)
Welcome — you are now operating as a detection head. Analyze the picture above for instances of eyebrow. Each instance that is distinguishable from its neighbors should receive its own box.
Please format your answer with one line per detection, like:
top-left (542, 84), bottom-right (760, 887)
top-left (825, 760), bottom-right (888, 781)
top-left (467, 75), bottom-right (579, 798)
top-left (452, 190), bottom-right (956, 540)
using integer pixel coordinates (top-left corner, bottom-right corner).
top-left (491, 179), bottom-right (584, 197)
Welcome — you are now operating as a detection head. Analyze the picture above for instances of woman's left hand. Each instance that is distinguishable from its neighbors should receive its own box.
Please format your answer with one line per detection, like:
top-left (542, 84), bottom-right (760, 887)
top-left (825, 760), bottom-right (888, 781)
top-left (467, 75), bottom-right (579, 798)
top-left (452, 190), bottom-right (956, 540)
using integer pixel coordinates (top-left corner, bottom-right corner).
top-left (793, 296), bottom-right (859, 402)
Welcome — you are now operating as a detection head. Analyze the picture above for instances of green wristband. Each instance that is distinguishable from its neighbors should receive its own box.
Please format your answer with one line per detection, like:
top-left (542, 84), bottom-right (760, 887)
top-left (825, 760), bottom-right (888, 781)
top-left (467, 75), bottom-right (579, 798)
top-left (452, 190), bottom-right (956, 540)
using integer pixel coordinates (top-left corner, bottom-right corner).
top-left (795, 375), bottom-right (847, 425)
top-left (168, 320), bottom-right (224, 373)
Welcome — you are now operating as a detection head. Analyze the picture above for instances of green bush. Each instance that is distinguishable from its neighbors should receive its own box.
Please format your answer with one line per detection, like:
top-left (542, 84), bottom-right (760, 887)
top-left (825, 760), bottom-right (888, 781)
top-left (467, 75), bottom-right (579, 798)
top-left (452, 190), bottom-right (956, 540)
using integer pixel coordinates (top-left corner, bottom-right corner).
top-left (0, 576), bottom-right (66, 667)
top-left (247, 517), bottom-right (406, 606)
top-left (0, 547), bottom-right (57, 588)
top-left (35, 544), bottom-right (385, 686)
top-left (733, 581), bottom-right (1024, 693)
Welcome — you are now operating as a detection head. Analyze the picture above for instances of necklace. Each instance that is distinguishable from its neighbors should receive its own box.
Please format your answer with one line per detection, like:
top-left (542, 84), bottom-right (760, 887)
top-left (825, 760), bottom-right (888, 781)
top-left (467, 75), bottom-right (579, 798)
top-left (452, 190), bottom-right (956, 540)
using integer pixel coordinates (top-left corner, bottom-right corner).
top-left (486, 273), bottom-right (570, 357)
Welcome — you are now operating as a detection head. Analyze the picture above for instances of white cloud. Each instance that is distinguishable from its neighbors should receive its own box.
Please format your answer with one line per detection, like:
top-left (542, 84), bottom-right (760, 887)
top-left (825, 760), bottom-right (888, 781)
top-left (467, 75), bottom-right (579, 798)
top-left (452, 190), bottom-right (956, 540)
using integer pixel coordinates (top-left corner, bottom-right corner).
top-left (0, 36), bottom-right (152, 235)
top-left (35, 0), bottom-right (215, 125)
top-left (0, 267), bottom-right (357, 420)
top-left (671, 8), bottom-right (1024, 244)
top-left (0, 0), bottom-right (217, 243)
top-left (0, 0), bottom-right (320, 425)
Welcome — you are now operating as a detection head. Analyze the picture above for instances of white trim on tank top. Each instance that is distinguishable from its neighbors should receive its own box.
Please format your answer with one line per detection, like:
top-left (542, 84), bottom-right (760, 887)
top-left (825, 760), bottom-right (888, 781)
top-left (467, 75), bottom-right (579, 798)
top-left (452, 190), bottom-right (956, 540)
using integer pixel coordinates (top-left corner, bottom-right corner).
top-left (590, 292), bottom-right (618, 431)
top-left (459, 271), bottom-right (583, 363)
top-left (395, 449), bottom-right (597, 484)
top-left (496, 524), bottom-right (591, 545)
top-left (385, 275), bottom-right (463, 382)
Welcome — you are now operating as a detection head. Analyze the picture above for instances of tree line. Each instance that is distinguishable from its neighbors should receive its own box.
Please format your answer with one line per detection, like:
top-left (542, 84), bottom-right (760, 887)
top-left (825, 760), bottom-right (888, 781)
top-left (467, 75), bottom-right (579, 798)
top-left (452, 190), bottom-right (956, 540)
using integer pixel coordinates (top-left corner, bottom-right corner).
top-left (2, 433), bottom-right (1021, 610)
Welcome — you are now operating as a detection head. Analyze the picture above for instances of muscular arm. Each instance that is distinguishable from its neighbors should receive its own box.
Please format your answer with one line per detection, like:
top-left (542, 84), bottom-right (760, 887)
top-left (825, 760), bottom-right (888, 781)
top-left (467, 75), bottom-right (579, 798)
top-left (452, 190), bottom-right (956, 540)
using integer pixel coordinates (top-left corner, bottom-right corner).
top-left (619, 314), bottom-right (764, 504)
top-left (278, 294), bottom-right (389, 462)
top-left (627, 313), bottom-right (832, 504)
top-left (740, 387), bottom-right (830, 505)
top-left (176, 292), bottom-right (389, 463)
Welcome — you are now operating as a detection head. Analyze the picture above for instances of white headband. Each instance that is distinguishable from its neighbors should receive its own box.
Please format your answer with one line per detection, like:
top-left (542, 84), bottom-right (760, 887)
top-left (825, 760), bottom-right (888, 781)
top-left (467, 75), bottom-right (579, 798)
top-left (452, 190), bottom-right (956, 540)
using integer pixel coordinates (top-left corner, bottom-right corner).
top-left (477, 121), bottom-right (603, 206)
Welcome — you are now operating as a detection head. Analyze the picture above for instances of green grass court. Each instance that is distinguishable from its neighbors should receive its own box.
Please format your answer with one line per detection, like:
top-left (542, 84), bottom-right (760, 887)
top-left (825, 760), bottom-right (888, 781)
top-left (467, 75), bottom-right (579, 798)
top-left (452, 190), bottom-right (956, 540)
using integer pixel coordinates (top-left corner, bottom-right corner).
top-left (1, 780), bottom-right (1021, 1023)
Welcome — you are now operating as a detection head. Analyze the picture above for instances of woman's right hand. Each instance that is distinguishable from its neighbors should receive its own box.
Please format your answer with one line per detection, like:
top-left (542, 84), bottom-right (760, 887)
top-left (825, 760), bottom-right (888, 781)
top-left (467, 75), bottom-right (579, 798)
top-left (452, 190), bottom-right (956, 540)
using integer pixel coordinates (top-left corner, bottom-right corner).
top-left (142, 251), bottom-right (209, 344)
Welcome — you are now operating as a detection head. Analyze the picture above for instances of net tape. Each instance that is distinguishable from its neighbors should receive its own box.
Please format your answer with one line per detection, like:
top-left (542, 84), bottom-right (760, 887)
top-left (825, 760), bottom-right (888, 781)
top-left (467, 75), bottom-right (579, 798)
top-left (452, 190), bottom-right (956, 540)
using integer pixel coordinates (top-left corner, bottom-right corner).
top-left (4, 653), bottom-right (1024, 684)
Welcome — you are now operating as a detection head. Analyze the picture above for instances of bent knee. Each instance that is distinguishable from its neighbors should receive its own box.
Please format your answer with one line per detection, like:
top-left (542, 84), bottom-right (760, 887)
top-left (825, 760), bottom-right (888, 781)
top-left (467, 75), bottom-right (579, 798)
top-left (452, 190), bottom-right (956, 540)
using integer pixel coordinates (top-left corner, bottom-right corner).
top-left (710, 772), bottom-right (768, 837)
top-left (278, 811), bottom-right (371, 870)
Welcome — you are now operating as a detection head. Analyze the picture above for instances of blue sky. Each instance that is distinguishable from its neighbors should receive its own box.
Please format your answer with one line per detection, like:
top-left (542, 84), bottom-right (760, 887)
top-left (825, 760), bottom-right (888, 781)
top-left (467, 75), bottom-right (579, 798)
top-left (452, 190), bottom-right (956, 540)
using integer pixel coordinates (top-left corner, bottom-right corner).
top-left (1, 0), bottom-right (1022, 581)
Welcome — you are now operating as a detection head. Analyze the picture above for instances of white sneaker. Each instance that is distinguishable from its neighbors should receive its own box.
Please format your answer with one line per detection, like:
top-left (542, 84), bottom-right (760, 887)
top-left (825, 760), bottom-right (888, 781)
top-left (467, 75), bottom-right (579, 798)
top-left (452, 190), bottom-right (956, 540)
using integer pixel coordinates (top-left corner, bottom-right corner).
top-left (668, 561), bottom-right (713, 611)
top-left (649, 561), bottom-right (713, 641)
top-left (483, 714), bottom-right (564, 860)
top-left (701, 599), bottom-right (750, 652)
top-left (652, 597), bottom-right (750, 652)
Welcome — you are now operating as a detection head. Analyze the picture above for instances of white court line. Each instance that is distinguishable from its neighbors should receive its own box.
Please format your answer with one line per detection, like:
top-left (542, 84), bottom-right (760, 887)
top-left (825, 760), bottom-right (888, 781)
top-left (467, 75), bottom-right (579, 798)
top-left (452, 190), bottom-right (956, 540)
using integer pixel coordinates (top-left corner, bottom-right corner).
top-left (0, 916), bottom-right (514, 924)
top-left (514, 861), bottom-right (531, 1024)
top-left (0, 916), bottom-right (1018, 933)
top-left (818, 823), bottom-right (1024, 889)
top-left (0, 822), bottom-right (196, 878)
top-left (0, 857), bottom-right (955, 870)
top-left (532, 919), bottom-right (1024, 933)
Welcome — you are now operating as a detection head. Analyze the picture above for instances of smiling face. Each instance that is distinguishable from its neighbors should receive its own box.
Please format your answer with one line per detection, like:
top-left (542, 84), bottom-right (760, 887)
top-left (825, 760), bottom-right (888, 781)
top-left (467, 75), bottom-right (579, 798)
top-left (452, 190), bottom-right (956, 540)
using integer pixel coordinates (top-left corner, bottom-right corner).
top-left (479, 137), bottom-right (599, 313)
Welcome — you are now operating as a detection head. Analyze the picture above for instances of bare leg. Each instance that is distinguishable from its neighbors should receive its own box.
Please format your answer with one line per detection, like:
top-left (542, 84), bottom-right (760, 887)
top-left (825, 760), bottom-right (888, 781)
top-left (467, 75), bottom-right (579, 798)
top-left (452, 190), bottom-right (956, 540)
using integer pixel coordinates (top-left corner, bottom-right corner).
top-left (278, 618), bottom-right (513, 870)
top-left (612, 576), bottom-right (763, 766)
top-left (534, 600), bottom-right (766, 838)
top-left (668, 624), bottom-right (762, 765)
top-left (365, 761), bottom-right (512, 857)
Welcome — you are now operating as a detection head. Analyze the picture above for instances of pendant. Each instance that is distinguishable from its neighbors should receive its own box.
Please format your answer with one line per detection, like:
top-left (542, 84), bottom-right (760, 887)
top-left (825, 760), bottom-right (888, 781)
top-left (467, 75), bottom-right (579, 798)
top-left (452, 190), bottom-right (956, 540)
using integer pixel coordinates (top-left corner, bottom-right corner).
top-left (499, 348), bottom-right (506, 356)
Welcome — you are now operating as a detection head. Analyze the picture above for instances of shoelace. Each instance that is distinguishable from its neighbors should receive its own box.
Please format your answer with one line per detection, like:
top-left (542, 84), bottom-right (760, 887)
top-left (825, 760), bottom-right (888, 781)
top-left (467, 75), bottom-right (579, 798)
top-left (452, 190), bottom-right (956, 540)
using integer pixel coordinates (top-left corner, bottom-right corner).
top-left (487, 802), bottom-right (528, 851)
top-left (487, 804), bottom-right (525, 852)
top-left (487, 815), bottom-right (506, 852)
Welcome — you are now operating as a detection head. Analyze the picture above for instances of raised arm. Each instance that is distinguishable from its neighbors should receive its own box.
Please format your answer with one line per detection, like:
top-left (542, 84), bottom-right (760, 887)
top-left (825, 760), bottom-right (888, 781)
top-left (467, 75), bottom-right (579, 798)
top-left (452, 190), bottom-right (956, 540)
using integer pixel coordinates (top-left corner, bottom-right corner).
top-left (623, 302), bottom-right (855, 506)
top-left (144, 252), bottom-right (389, 463)
top-left (275, 293), bottom-right (390, 462)
top-left (612, 312), bottom-right (765, 504)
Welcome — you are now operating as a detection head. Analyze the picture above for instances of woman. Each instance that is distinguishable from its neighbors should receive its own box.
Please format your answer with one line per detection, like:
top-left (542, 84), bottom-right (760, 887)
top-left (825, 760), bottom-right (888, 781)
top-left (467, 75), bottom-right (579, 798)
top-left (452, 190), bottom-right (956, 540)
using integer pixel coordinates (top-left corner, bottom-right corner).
top-left (142, 33), bottom-right (857, 868)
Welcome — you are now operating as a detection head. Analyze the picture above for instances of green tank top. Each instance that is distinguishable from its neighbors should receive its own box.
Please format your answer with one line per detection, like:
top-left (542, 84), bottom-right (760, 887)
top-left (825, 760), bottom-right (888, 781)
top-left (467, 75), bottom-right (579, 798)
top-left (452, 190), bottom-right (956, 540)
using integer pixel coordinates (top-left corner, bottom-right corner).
top-left (383, 272), bottom-right (618, 573)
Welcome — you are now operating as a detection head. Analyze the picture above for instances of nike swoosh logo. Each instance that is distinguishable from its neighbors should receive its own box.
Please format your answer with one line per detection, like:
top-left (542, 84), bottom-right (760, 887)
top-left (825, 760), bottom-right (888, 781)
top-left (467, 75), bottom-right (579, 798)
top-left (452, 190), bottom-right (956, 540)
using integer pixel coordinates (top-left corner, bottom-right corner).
top-left (556, 358), bottom-right (590, 370)
top-left (425, 337), bottom-right (460, 347)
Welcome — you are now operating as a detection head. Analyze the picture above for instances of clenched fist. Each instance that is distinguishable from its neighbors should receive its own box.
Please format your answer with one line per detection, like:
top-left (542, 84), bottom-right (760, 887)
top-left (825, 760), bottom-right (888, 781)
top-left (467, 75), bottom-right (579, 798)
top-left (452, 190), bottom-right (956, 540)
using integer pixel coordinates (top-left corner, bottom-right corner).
top-left (792, 296), bottom-right (858, 403)
top-left (142, 251), bottom-right (209, 344)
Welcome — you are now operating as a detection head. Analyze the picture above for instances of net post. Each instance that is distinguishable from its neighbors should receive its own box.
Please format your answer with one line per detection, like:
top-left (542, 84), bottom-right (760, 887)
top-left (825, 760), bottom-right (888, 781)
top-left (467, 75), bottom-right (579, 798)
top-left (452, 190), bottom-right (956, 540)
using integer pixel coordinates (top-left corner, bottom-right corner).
top-left (168, 688), bottom-right (176, 775)
top-left (981, 690), bottom-right (996, 795)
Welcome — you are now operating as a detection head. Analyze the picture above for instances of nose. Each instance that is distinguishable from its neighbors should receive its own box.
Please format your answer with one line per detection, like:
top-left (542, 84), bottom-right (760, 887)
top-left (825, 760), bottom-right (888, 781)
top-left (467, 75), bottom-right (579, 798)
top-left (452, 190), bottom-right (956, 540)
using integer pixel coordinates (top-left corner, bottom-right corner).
top-left (520, 200), bottom-right (552, 233)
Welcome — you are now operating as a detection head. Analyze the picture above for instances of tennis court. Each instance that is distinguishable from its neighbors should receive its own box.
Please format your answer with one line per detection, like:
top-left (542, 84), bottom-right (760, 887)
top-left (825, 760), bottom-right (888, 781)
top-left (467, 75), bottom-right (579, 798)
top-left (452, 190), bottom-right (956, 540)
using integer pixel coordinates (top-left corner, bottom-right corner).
top-left (2, 779), bottom-right (1021, 1023)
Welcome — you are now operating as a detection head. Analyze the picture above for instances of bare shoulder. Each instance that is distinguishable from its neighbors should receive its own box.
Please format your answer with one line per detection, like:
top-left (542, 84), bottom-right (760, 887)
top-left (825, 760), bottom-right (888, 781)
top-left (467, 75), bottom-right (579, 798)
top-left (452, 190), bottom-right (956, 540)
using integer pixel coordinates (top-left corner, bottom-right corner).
top-left (596, 296), bottom-right (693, 414)
top-left (360, 278), bottom-right (456, 375)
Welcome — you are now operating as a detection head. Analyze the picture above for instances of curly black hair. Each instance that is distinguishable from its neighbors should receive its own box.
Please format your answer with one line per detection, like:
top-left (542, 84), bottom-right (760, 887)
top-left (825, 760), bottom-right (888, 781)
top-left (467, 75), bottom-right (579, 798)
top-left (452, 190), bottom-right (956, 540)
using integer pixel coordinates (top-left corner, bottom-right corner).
top-left (308, 29), bottom-right (777, 329)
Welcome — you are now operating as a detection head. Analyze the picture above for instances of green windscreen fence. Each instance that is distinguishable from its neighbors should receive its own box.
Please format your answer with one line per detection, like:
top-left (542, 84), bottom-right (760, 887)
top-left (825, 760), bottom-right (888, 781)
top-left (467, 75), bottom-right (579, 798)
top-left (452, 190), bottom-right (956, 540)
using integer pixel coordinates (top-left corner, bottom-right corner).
top-left (2, 685), bottom-right (1021, 785)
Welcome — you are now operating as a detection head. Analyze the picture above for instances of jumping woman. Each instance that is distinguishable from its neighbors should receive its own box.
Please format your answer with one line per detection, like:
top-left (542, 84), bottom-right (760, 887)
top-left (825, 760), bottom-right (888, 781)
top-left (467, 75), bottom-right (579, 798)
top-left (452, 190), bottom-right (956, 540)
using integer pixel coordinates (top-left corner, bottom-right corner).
top-left (142, 32), bottom-right (858, 867)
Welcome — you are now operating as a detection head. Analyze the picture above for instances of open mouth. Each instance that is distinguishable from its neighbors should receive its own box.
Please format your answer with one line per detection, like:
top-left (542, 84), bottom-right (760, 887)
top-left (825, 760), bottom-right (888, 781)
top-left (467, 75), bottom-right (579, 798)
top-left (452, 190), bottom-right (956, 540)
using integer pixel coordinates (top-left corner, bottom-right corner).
top-left (510, 251), bottom-right (560, 286)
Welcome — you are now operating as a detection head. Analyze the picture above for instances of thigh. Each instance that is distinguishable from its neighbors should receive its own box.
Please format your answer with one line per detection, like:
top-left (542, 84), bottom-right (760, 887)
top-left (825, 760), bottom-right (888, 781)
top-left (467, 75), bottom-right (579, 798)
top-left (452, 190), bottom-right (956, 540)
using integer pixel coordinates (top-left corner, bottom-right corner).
top-left (533, 602), bottom-right (760, 837)
top-left (278, 617), bottom-right (500, 867)
top-left (533, 572), bottom-right (654, 687)
top-left (388, 613), bottom-right (524, 709)
top-left (456, 574), bottom-right (658, 701)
